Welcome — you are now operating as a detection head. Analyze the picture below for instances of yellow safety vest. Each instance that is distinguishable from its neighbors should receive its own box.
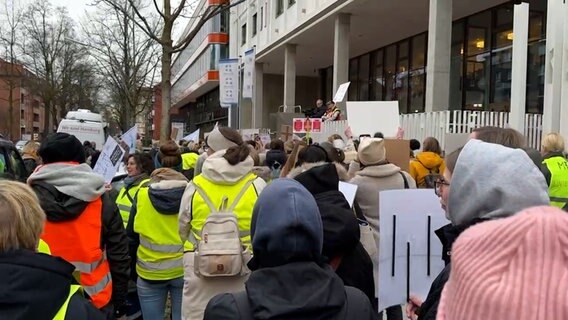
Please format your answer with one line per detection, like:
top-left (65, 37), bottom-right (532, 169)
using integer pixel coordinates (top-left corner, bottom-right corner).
top-left (186, 173), bottom-right (259, 252)
top-left (116, 179), bottom-right (150, 228)
top-left (182, 153), bottom-right (199, 171)
top-left (38, 239), bottom-right (51, 254)
top-left (52, 285), bottom-right (82, 320)
top-left (543, 156), bottom-right (568, 209)
top-left (134, 187), bottom-right (184, 281)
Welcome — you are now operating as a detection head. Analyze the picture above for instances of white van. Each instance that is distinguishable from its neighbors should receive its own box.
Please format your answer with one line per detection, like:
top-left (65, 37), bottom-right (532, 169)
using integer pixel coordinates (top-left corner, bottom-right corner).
top-left (57, 109), bottom-right (108, 150)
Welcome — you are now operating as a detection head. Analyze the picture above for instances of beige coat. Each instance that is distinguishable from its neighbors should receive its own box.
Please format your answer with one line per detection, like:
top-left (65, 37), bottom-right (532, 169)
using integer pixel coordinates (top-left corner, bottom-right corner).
top-left (350, 163), bottom-right (416, 297)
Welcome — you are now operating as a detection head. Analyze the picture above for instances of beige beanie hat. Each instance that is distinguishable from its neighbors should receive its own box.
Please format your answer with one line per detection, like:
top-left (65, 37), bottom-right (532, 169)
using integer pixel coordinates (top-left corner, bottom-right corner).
top-left (206, 127), bottom-right (239, 152)
top-left (357, 138), bottom-right (386, 166)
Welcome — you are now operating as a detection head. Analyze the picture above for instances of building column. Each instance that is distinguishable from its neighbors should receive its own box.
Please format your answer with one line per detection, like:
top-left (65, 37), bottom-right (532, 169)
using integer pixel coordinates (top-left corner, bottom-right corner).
top-left (283, 44), bottom-right (296, 108)
top-left (333, 13), bottom-right (350, 116)
top-left (509, 2), bottom-right (529, 133)
top-left (253, 62), bottom-right (264, 128)
top-left (425, 0), bottom-right (452, 112)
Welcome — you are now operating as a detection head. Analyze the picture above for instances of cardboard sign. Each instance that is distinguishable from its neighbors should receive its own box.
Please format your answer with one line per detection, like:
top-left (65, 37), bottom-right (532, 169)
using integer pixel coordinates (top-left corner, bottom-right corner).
top-left (292, 118), bottom-right (323, 133)
top-left (384, 139), bottom-right (410, 173)
top-left (378, 189), bottom-right (449, 312)
top-left (347, 101), bottom-right (400, 137)
top-left (93, 137), bottom-right (126, 184)
top-left (280, 125), bottom-right (293, 141)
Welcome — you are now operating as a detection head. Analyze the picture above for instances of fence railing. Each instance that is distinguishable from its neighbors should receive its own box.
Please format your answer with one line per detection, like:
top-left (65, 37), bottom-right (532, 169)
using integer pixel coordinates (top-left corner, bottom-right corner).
top-left (313, 111), bottom-right (543, 150)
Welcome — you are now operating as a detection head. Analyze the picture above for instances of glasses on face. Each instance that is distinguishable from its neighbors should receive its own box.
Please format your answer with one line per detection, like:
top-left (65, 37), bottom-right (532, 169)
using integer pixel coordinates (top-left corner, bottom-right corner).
top-left (434, 179), bottom-right (450, 197)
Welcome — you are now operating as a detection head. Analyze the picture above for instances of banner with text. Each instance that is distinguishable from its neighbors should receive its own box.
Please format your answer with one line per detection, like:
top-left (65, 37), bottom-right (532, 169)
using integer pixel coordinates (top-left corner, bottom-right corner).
top-left (93, 137), bottom-right (126, 184)
top-left (243, 49), bottom-right (255, 98)
top-left (121, 125), bottom-right (138, 153)
top-left (219, 58), bottom-right (239, 106)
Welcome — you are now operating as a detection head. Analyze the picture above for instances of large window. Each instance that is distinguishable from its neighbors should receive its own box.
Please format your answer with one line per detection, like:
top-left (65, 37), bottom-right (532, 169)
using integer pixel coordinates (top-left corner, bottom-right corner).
top-left (358, 54), bottom-right (370, 101)
top-left (241, 24), bottom-right (247, 46)
top-left (409, 34), bottom-right (427, 113)
top-left (348, 59), bottom-right (358, 101)
top-left (252, 14), bottom-right (258, 37)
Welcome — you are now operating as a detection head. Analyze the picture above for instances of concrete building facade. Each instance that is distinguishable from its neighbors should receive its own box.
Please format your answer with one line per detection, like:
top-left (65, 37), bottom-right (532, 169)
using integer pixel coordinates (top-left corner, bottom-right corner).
top-left (228, 0), bottom-right (548, 131)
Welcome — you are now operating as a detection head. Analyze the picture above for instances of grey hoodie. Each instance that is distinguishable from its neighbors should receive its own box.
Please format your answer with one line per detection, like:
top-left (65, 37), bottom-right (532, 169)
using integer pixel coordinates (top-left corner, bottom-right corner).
top-left (448, 139), bottom-right (549, 227)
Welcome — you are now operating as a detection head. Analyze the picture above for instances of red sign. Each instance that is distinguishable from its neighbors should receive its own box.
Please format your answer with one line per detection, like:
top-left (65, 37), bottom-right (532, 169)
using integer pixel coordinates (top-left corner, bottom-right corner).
top-left (292, 118), bottom-right (322, 133)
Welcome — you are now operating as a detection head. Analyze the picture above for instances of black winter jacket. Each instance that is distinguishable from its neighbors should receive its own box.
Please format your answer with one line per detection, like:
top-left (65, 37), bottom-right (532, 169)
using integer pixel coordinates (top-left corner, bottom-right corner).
top-left (0, 249), bottom-right (106, 320)
top-left (30, 181), bottom-right (130, 309)
top-left (204, 262), bottom-right (378, 320)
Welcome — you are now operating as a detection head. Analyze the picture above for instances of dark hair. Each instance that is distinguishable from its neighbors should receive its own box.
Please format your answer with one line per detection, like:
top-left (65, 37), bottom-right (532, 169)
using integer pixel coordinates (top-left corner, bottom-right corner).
top-left (159, 140), bottom-right (182, 168)
top-left (247, 145), bottom-right (260, 166)
top-left (128, 153), bottom-right (155, 176)
top-left (410, 139), bottom-right (421, 151)
top-left (445, 147), bottom-right (463, 175)
top-left (472, 126), bottom-right (525, 148)
top-left (297, 145), bottom-right (329, 166)
top-left (319, 142), bottom-right (345, 164)
top-left (89, 151), bottom-right (101, 169)
top-left (270, 139), bottom-right (284, 151)
top-left (374, 132), bottom-right (384, 139)
top-left (423, 137), bottom-right (442, 155)
top-left (223, 144), bottom-right (251, 165)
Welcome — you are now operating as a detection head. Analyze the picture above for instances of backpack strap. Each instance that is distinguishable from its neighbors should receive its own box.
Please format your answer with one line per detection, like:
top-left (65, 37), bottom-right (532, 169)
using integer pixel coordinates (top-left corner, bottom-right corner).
top-left (399, 172), bottom-right (409, 189)
top-left (227, 179), bottom-right (256, 212)
top-left (231, 291), bottom-right (254, 320)
top-left (193, 183), bottom-right (220, 212)
top-left (416, 159), bottom-right (439, 174)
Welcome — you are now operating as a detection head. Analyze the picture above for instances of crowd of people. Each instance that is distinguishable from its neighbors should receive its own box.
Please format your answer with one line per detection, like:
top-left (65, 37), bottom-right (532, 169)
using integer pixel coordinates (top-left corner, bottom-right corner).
top-left (1, 124), bottom-right (568, 320)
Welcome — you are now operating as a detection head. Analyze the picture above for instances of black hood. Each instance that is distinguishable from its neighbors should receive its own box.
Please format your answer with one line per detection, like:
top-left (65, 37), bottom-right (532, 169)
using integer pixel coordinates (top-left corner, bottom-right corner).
top-left (265, 150), bottom-right (287, 169)
top-left (148, 186), bottom-right (185, 215)
top-left (246, 262), bottom-right (348, 320)
top-left (0, 250), bottom-right (76, 319)
top-left (294, 164), bottom-right (360, 259)
top-left (29, 181), bottom-right (88, 222)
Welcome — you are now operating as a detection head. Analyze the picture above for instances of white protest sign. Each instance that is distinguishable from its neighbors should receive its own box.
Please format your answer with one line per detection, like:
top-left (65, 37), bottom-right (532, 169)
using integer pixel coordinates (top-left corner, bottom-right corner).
top-left (93, 137), bottom-right (126, 184)
top-left (121, 125), bottom-right (138, 152)
top-left (171, 122), bottom-right (185, 142)
top-left (347, 101), bottom-right (400, 137)
top-left (219, 59), bottom-right (239, 106)
top-left (338, 181), bottom-right (358, 208)
top-left (183, 129), bottom-right (200, 142)
top-left (259, 134), bottom-right (271, 147)
top-left (333, 82), bottom-right (351, 102)
top-left (378, 189), bottom-right (449, 312)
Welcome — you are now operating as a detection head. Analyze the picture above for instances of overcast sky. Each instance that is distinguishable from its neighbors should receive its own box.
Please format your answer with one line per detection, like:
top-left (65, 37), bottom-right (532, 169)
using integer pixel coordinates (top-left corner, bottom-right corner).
top-left (49, 0), bottom-right (93, 21)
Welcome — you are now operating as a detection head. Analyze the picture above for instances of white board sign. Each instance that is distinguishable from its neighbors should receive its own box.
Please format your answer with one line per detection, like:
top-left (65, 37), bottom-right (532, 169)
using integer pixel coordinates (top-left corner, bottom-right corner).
top-left (242, 48), bottom-right (255, 98)
top-left (378, 189), bottom-right (449, 312)
top-left (183, 129), bottom-right (200, 142)
top-left (121, 125), bottom-right (138, 152)
top-left (93, 137), bottom-right (126, 184)
top-left (333, 82), bottom-right (351, 103)
top-left (338, 181), bottom-right (358, 208)
top-left (219, 58), bottom-right (239, 106)
top-left (347, 101), bottom-right (400, 138)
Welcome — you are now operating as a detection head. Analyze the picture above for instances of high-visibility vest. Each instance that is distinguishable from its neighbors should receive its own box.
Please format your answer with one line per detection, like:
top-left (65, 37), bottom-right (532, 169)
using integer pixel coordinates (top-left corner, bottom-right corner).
top-left (182, 153), bottom-right (199, 171)
top-left (116, 179), bottom-right (149, 228)
top-left (42, 197), bottom-right (112, 309)
top-left (134, 187), bottom-right (184, 281)
top-left (52, 285), bottom-right (82, 320)
top-left (543, 156), bottom-right (568, 209)
top-left (38, 239), bottom-right (51, 254)
top-left (185, 173), bottom-right (259, 252)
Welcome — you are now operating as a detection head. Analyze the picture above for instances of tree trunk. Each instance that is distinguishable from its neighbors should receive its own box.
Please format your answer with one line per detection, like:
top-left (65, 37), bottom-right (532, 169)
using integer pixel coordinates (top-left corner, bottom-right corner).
top-left (160, 46), bottom-right (172, 142)
top-left (8, 86), bottom-right (14, 141)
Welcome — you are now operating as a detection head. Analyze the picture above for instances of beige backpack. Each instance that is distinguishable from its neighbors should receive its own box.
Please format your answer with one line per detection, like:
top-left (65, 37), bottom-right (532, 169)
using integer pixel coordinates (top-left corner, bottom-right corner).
top-left (191, 180), bottom-right (254, 278)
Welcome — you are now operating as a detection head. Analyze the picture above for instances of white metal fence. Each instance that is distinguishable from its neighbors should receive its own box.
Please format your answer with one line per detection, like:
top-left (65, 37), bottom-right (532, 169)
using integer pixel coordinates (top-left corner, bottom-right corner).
top-left (313, 111), bottom-right (543, 151)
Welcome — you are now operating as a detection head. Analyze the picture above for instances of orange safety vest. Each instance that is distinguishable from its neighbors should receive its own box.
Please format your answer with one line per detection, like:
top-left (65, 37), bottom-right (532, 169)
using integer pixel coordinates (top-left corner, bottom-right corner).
top-left (41, 197), bottom-right (112, 309)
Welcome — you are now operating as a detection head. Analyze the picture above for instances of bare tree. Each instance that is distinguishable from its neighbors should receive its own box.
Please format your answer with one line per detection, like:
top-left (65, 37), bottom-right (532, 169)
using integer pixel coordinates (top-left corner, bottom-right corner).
top-left (85, 0), bottom-right (159, 132)
top-left (21, 0), bottom-right (94, 135)
top-left (0, 0), bottom-right (24, 140)
top-left (96, 0), bottom-right (244, 142)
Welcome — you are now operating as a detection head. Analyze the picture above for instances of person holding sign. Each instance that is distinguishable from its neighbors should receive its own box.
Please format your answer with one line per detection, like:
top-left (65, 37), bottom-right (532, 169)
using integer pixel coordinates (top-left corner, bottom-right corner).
top-left (406, 140), bottom-right (549, 320)
top-left (322, 101), bottom-right (341, 122)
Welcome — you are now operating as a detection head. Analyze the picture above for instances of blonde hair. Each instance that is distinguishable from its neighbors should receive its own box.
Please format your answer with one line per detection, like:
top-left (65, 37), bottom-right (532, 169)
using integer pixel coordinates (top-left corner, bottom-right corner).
top-left (22, 141), bottom-right (40, 159)
top-left (0, 181), bottom-right (45, 251)
top-left (542, 133), bottom-right (565, 153)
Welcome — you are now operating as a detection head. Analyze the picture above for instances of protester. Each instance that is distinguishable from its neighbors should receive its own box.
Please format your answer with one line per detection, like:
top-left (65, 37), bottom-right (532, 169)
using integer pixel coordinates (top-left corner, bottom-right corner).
top-left (84, 140), bottom-right (96, 158)
top-left (181, 145), bottom-right (200, 178)
top-left (322, 101), bottom-right (341, 121)
top-left (406, 139), bottom-right (549, 320)
top-left (470, 126), bottom-right (525, 148)
top-left (437, 206), bottom-right (568, 320)
top-left (155, 140), bottom-right (183, 171)
top-left (21, 141), bottom-right (41, 175)
top-left (291, 163), bottom-right (375, 306)
top-left (249, 145), bottom-right (271, 182)
top-left (409, 137), bottom-right (446, 188)
top-left (203, 179), bottom-right (378, 320)
top-left (193, 127), bottom-right (240, 178)
top-left (0, 180), bottom-right (106, 319)
top-left (350, 138), bottom-right (416, 318)
top-left (312, 98), bottom-right (327, 118)
top-left (280, 140), bottom-right (308, 177)
top-left (28, 132), bottom-right (130, 317)
top-left (265, 139), bottom-right (287, 179)
top-left (540, 132), bottom-right (568, 210)
top-left (178, 127), bottom-right (266, 320)
top-left (116, 153), bottom-right (155, 228)
top-left (410, 139), bottom-right (421, 159)
top-left (127, 168), bottom-right (188, 320)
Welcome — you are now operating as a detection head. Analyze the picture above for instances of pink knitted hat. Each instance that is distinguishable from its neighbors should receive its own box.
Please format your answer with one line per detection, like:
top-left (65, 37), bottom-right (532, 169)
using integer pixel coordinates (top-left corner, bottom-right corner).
top-left (437, 206), bottom-right (568, 320)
